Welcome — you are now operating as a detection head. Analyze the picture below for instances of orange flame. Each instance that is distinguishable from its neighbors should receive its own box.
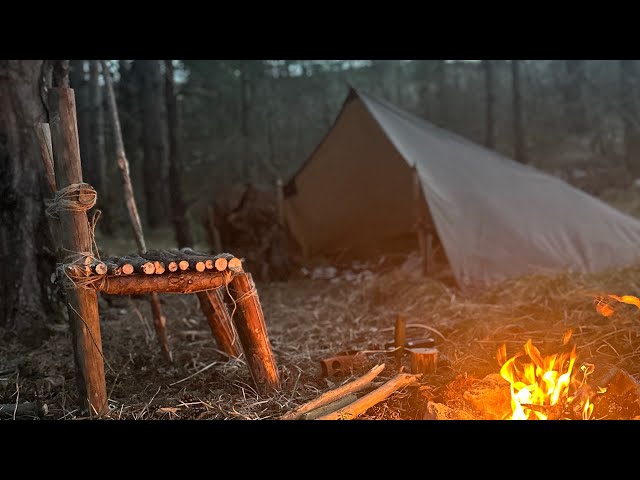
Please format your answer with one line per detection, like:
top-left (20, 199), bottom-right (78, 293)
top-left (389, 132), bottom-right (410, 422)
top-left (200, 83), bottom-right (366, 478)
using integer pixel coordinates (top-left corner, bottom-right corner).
top-left (595, 293), bottom-right (640, 317)
top-left (498, 333), bottom-right (592, 420)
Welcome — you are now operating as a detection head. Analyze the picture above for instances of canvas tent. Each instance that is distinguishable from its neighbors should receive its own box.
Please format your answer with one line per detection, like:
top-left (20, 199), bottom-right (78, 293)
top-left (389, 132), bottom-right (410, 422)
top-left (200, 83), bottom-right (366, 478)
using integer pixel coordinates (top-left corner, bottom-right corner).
top-left (283, 88), bottom-right (640, 289)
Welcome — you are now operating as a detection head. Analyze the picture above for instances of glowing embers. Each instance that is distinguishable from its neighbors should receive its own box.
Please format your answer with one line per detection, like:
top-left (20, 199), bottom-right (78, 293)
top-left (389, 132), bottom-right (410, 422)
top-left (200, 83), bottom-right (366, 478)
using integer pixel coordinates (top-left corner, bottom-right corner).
top-left (497, 332), bottom-right (593, 420)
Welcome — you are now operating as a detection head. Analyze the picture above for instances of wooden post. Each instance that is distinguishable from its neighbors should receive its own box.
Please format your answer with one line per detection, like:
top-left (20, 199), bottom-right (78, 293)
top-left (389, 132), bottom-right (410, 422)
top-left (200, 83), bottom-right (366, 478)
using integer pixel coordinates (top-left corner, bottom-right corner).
top-left (394, 315), bottom-right (406, 370)
top-left (229, 272), bottom-right (280, 393)
top-left (426, 232), bottom-right (435, 276)
top-left (409, 347), bottom-right (439, 374)
top-left (276, 177), bottom-right (284, 226)
top-left (412, 168), bottom-right (429, 277)
top-left (48, 87), bottom-right (108, 416)
top-left (102, 60), bottom-right (172, 363)
top-left (196, 289), bottom-right (241, 357)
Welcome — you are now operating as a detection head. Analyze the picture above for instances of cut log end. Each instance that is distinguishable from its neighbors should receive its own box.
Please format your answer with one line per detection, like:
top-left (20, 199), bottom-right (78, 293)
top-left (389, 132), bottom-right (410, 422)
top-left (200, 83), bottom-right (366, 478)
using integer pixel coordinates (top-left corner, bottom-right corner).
top-left (195, 261), bottom-right (206, 272)
top-left (409, 347), bottom-right (439, 375)
top-left (178, 260), bottom-right (189, 271)
top-left (167, 261), bottom-right (178, 272)
top-left (214, 257), bottom-right (228, 271)
top-left (228, 257), bottom-right (242, 272)
top-left (142, 261), bottom-right (155, 274)
top-left (94, 262), bottom-right (108, 275)
top-left (122, 264), bottom-right (134, 275)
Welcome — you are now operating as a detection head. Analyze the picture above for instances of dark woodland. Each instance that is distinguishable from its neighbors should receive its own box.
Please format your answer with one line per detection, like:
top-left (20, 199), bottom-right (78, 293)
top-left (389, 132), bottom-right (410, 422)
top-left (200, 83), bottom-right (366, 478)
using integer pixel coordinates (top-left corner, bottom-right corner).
top-left (2, 59), bottom-right (640, 421)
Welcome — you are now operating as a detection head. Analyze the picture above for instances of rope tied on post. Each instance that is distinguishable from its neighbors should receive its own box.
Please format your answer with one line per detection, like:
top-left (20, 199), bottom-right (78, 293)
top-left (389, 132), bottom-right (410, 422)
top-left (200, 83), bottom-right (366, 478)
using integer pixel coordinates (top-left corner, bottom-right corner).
top-left (46, 182), bottom-right (97, 219)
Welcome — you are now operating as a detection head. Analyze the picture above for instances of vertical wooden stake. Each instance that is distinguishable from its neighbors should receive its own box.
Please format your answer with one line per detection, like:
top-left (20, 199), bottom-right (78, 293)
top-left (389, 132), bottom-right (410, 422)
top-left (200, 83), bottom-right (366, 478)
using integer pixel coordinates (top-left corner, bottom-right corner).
top-left (276, 177), bottom-right (284, 226)
top-left (229, 272), bottom-right (280, 393)
top-left (394, 315), bottom-right (406, 370)
top-left (412, 168), bottom-right (428, 277)
top-left (197, 289), bottom-right (241, 357)
top-left (48, 87), bottom-right (108, 416)
top-left (426, 232), bottom-right (435, 276)
top-left (102, 60), bottom-right (172, 363)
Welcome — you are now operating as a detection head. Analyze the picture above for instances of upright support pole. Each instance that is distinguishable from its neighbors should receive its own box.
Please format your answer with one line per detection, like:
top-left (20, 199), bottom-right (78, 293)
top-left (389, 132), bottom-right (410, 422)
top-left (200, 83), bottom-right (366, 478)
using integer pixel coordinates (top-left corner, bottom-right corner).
top-left (229, 272), bottom-right (280, 393)
top-left (412, 168), bottom-right (429, 277)
top-left (101, 60), bottom-right (172, 363)
top-left (394, 315), bottom-right (406, 370)
top-left (276, 177), bottom-right (285, 227)
top-left (48, 87), bottom-right (108, 416)
top-left (197, 289), bottom-right (241, 357)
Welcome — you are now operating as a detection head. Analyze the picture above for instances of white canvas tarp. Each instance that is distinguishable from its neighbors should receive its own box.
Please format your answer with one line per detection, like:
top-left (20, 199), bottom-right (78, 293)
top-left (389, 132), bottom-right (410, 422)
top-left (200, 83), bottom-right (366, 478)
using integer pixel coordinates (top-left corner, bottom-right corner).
top-left (283, 89), bottom-right (640, 289)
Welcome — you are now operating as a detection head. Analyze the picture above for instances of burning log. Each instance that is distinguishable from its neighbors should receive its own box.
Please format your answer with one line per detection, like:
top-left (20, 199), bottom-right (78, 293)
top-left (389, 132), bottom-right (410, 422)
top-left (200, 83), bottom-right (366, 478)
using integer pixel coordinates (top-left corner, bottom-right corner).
top-left (96, 270), bottom-right (227, 295)
top-left (409, 347), bottom-right (438, 375)
top-left (280, 364), bottom-right (386, 420)
top-left (317, 372), bottom-right (421, 420)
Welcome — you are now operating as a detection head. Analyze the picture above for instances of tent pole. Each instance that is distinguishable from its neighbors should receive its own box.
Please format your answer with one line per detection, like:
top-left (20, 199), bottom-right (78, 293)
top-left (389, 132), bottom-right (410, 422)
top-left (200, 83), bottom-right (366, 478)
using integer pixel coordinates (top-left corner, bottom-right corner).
top-left (412, 168), bottom-right (429, 277)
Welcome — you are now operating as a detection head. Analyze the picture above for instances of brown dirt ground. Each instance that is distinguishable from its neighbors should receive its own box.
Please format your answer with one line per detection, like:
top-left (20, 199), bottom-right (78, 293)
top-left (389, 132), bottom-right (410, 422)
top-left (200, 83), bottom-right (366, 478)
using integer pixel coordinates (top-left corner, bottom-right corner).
top-left (2, 257), bottom-right (640, 421)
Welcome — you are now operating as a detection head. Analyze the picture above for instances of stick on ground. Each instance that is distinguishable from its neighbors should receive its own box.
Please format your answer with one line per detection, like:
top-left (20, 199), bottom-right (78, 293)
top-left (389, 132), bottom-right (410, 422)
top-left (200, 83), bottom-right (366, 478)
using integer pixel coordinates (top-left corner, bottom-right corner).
top-left (317, 372), bottom-right (421, 420)
top-left (280, 363), bottom-right (386, 420)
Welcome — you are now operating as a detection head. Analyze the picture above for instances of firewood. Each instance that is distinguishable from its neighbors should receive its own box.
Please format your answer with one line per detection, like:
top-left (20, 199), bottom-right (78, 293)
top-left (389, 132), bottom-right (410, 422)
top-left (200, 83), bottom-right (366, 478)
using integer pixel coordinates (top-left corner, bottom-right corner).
top-left (317, 372), bottom-right (421, 420)
top-left (280, 364), bottom-right (386, 420)
top-left (116, 255), bottom-right (155, 275)
top-left (409, 347), bottom-right (438, 374)
top-left (300, 394), bottom-right (358, 420)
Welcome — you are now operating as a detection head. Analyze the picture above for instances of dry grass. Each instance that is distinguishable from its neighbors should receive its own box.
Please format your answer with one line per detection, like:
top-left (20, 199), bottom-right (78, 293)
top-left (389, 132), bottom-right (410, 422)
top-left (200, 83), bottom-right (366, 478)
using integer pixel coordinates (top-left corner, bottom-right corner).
top-left (2, 260), bottom-right (640, 420)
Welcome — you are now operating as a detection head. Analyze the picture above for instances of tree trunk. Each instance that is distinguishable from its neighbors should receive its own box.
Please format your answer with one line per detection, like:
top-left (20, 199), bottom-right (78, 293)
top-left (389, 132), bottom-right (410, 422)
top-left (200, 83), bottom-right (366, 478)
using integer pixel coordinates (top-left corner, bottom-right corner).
top-left (89, 60), bottom-right (112, 234)
top-left (511, 60), bottom-right (527, 164)
top-left (620, 60), bottom-right (640, 177)
top-left (564, 60), bottom-right (588, 135)
top-left (0, 60), bottom-right (57, 341)
top-left (138, 60), bottom-right (167, 228)
top-left (164, 60), bottom-right (193, 247)
top-left (483, 60), bottom-right (495, 149)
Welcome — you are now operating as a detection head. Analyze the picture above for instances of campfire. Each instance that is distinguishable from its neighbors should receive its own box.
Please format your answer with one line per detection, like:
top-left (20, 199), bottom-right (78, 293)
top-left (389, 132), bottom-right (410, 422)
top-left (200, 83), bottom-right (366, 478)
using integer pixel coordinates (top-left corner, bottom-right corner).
top-left (497, 334), bottom-right (593, 420)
